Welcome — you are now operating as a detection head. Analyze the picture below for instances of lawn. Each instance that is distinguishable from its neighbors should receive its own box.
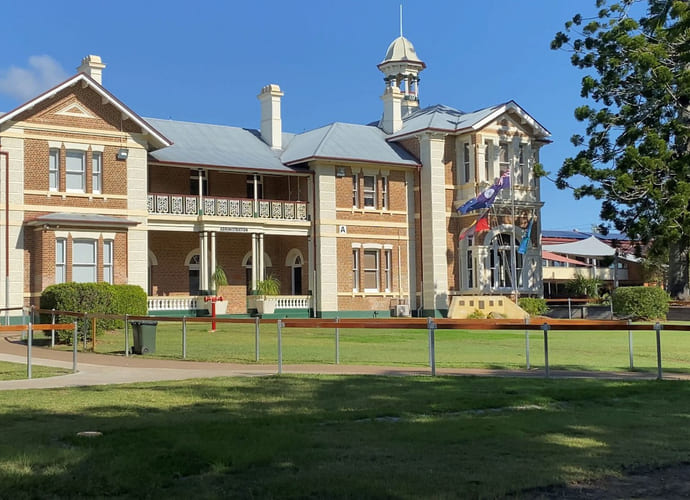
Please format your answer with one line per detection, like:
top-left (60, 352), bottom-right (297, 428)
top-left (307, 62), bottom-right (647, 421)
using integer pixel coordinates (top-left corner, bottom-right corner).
top-left (0, 361), bottom-right (69, 381)
top-left (1, 375), bottom-right (690, 498)
top-left (75, 320), bottom-right (690, 375)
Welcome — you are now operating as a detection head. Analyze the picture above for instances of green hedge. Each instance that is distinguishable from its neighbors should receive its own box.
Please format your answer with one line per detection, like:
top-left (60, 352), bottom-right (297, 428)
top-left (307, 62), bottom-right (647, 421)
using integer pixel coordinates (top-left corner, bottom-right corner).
top-left (518, 297), bottom-right (549, 317)
top-left (611, 286), bottom-right (670, 320)
top-left (40, 283), bottom-right (147, 342)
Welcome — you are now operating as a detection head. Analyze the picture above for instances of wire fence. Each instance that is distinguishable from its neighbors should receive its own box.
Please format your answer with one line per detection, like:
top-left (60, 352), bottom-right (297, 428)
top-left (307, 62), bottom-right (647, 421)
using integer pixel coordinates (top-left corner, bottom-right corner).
top-left (0, 307), bottom-right (685, 381)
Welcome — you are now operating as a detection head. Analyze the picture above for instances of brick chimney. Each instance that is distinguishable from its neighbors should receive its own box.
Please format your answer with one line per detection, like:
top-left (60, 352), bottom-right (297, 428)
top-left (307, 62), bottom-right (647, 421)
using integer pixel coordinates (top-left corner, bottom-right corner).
top-left (257, 84), bottom-right (284, 149)
top-left (77, 55), bottom-right (106, 85)
top-left (381, 85), bottom-right (403, 134)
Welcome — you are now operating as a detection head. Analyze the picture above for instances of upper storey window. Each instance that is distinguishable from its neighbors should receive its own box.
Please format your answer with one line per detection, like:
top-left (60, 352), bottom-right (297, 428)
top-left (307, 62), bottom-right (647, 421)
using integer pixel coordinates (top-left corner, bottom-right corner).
top-left (65, 150), bottom-right (85, 192)
top-left (463, 143), bottom-right (471, 184)
top-left (49, 149), bottom-right (59, 191)
top-left (498, 142), bottom-right (510, 176)
top-left (92, 152), bottom-right (102, 194)
top-left (363, 175), bottom-right (376, 208)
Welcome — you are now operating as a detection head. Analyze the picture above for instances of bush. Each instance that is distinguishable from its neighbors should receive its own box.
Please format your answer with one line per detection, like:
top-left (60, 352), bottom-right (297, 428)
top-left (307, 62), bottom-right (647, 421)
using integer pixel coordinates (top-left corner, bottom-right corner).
top-left (467, 309), bottom-right (485, 319)
top-left (40, 283), bottom-right (147, 342)
top-left (566, 273), bottom-right (603, 299)
top-left (612, 286), bottom-right (670, 320)
top-left (518, 297), bottom-right (549, 317)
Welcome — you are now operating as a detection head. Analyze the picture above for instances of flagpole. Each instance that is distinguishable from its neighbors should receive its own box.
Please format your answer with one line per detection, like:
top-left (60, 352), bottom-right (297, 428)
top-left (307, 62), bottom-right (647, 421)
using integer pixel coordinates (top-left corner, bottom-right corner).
top-left (510, 165), bottom-right (518, 302)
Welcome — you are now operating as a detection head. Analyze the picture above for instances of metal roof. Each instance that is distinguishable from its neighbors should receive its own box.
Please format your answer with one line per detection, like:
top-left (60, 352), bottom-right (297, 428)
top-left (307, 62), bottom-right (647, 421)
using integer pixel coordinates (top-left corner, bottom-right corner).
top-left (281, 122), bottom-right (419, 167)
top-left (27, 213), bottom-right (139, 227)
top-left (543, 236), bottom-right (616, 258)
top-left (146, 118), bottom-right (304, 173)
top-left (386, 101), bottom-right (551, 141)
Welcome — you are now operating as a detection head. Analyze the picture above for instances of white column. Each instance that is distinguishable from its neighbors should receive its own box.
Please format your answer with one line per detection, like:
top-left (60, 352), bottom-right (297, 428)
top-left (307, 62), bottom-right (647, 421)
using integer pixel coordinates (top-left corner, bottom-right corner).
top-left (251, 233), bottom-right (258, 291)
top-left (210, 231), bottom-right (217, 293)
top-left (258, 233), bottom-right (265, 281)
top-left (198, 232), bottom-right (205, 293)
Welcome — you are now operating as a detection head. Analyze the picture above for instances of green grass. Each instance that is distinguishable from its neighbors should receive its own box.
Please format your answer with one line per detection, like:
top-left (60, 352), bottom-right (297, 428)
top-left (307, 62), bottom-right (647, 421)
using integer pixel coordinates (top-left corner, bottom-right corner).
top-left (0, 361), bottom-right (69, 381)
top-left (75, 321), bottom-right (690, 375)
top-left (1, 375), bottom-right (690, 498)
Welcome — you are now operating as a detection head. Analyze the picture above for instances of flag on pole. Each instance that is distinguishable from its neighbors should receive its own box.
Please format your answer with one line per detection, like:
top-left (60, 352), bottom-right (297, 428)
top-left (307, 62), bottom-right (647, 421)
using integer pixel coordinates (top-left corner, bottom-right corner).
top-left (459, 210), bottom-right (490, 241)
top-left (518, 216), bottom-right (534, 254)
top-left (457, 169), bottom-right (511, 214)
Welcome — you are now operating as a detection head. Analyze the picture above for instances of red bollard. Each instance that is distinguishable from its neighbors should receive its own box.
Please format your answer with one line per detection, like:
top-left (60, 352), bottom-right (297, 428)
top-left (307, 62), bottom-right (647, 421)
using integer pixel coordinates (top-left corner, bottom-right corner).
top-left (204, 296), bottom-right (223, 332)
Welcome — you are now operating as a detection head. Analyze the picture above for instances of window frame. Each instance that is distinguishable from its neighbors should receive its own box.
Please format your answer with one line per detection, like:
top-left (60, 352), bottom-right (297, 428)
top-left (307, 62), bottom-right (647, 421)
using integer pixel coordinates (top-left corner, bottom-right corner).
top-left (463, 142), bottom-right (471, 184)
top-left (352, 174), bottom-right (359, 208)
top-left (384, 249), bottom-right (392, 292)
top-left (103, 239), bottom-right (113, 284)
top-left (352, 249), bottom-right (360, 292)
top-left (363, 249), bottom-right (380, 292)
top-left (92, 151), bottom-right (102, 194)
top-left (362, 175), bottom-right (376, 209)
top-left (381, 176), bottom-right (389, 210)
top-left (49, 148), bottom-right (60, 192)
top-left (65, 150), bottom-right (86, 193)
top-left (55, 238), bottom-right (66, 284)
top-left (72, 239), bottom-right (97, 283)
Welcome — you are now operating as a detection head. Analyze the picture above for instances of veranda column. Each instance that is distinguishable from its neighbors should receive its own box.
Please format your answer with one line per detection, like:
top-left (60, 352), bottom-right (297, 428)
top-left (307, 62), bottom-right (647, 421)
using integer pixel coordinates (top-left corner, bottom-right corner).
top-left (251, 233), bottom-right (258, 292)
top-left (258, 233), bottom-right (265, 281)
top-left (210, 231), bottom-right (217, 293)
top-left (200, 231), bottom-right (209, 294)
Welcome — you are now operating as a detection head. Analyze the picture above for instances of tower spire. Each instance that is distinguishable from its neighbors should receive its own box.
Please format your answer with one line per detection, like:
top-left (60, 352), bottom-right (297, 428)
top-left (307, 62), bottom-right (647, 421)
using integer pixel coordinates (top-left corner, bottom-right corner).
top-left (400, 4), bottom-right (403, 37)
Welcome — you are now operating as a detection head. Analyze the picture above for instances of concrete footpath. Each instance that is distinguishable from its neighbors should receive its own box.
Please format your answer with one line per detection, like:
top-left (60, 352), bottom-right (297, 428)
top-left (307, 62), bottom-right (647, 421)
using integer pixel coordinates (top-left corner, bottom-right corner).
top-left (0, 332), bottom-right (684, 391)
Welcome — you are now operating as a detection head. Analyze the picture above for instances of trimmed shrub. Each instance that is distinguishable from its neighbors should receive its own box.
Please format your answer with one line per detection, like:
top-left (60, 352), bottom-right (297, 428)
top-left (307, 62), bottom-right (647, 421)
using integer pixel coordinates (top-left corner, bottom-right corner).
top-left (612, 286), bottom-right (670, 320)
top-left (467, 309), bottom-right (485, 319)
top-left (40, 283), bottom-right (148, 342)
top-left (518, 297), bottom-right (549, 317)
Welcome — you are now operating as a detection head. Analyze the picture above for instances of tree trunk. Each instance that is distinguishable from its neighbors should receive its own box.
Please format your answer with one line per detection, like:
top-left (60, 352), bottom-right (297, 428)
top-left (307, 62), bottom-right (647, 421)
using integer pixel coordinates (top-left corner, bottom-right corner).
top-left (668, 242), bottom-right (690, 299)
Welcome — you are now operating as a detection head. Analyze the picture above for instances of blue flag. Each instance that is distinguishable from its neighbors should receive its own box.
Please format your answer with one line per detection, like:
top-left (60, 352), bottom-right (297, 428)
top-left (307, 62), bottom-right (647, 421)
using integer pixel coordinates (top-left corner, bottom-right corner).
top-left (457, 169), bottom-right (511, 214)
top-left (518, 216), bottom-right (534, 255)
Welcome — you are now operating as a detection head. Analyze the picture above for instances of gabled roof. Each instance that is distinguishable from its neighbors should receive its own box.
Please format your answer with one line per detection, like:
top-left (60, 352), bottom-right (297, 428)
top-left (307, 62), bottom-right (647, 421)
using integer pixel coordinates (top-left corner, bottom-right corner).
top-left (542, 250), bottom-right (591, 266)
top-left (386, 101), bottom-right (551, 142)
top-left (147, 118), bottom-right (305, 173)
top-left (543, 236), bottom-right (616, 258)
top-left (0, 73), bottom-right (171, 149)
top-left (281, 122), bottom-right (419, 167)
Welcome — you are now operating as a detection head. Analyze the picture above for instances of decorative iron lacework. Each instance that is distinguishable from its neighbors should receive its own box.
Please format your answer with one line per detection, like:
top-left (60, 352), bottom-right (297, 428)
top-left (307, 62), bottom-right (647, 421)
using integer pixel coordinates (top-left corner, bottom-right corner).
top-left (171, 196), bottom-right (183, 214)
top-left (185, 197), bottom-right (198, 215)
top-left (241, 200), bottom-right (253, 217)
top-left (156, 195), bottom-right (169, 213)
top-left (229, 200), bottom-right (240, 217)
top-left (217, 199), bottom-right (228, 216)
top-left (259, 200), bottom-right (270, 218)
top-left (296, 203), bottom-right (307, 220)
top-left (147, 195), bottom-right (155, 213)
top-left (204, 198), bottom-right (215, 215)
top-left (271, 201), bottom-right (283, 218)
top-left (284, 202), bottom-right (295, 219)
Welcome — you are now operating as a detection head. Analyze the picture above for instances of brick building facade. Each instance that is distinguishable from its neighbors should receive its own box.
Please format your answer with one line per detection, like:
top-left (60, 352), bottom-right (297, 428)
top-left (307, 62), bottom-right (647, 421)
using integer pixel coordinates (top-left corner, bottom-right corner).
top-left (0, 37), bottom-right (550, 319)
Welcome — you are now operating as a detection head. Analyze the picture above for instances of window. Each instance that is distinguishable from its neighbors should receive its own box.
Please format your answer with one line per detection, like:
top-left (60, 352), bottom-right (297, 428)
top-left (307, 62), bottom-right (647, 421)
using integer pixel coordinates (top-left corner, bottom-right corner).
top-left (463, 143), bottom-right (471, 184)
top-left (518, 145), bottom-right (526, 185)
top-left (363, 175), bottom-right (376, 208)
top-left (65, 150), bottom-right (85, 192)
top-left (531, 149), bottom-right (539, 189)
top-left (352, 249), bottom-right (359, 292)
top-left (381, 176), bottom-right (389, 210)
top-left (72, 239), bottom-right (97, 283)
top-left (103, 240), bottom-right (113, 284)
top-left (484, 141), bottom-right (491, 181)
top-left (246, 174), bottom-right (263, 199)
top-left (92, 151), bottom-right (102, 194)
top-left (49, 148), bottom-right (59, 191)
top-left (363, 250), bottom-right (379, 292)
top-left (55, 238), bottom-right (66, 284)
top-left (352, 174), bottom-right (359, 207)
top-left (384, 249), bottom-right (392, 292)
top-left (190, 170), bottom-right (208, 196)
top-left (499, 142), bottom-right (510, 176)
top-left (466, 248), bottom-right (474, 289)
top-left (489, 233), bottom-right (523, 290)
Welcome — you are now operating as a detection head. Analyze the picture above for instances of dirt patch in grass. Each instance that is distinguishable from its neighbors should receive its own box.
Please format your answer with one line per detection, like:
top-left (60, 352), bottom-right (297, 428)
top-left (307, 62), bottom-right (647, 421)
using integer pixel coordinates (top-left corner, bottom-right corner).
top-left (526, 462), bottom-right (690, 498)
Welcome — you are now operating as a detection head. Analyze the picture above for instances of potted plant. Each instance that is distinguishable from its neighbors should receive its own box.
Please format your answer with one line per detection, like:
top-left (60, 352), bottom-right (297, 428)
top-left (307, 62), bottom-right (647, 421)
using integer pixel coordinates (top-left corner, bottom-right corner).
top-left (255, 274), bottom-right (281, 314)
top-left (209, 265), bottom-right (229, 314)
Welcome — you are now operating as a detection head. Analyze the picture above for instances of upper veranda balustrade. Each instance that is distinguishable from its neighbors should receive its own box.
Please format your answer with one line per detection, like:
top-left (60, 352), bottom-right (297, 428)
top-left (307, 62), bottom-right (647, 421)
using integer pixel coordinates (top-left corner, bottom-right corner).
top-left (148, 193), bottom-right (309, 221)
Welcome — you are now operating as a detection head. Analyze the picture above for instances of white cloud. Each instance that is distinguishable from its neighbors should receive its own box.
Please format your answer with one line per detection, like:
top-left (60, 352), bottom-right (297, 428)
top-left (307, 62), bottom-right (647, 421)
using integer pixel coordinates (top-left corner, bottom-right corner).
top-left (0, 55), bottom-right (69, 101)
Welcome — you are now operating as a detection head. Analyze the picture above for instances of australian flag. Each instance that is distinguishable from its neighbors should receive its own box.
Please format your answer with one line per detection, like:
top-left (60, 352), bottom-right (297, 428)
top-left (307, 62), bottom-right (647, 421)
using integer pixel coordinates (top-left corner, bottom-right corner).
top-left (457, 169), bottom-right (511, 215)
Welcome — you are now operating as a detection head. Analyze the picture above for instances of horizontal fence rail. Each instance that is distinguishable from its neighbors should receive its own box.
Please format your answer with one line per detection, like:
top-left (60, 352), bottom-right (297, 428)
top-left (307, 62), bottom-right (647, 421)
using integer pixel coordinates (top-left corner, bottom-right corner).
top-left (5, 309), bottom-right (686, 381)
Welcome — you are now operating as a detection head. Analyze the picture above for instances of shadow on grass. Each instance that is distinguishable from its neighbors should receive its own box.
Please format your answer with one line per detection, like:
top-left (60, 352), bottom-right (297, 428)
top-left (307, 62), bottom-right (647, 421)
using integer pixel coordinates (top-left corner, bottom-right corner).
top-left (1, 376), bottom-right (690, 498)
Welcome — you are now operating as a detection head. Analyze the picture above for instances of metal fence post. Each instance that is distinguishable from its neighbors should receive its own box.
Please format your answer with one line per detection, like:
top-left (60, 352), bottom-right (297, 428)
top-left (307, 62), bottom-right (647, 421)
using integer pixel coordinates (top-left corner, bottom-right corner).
top-left (182, 316), bottom-right (187, 359)
top-left (542, 323), bottom-right (550, 378)
top-left (524, 317), bottom-right (531, 370)
top-left (50, 309), bottom-right (56, 348)
top-left (124, 314), bottom-right (129, 357)
top-left (72, 321), bottom-right (78, 373)
top-left (654, 322), bottom-right (663, 380)
top-left (335, 316), bottom-right (340, 365)
top-left (427, 317), bottom-right (436, 377)
top-left (568, 298), bottom-right (572, 319)
top-left (82, 314), bottom-right (87, 351)
top-left (277, 319), bottom-right (283, 375)
top-left (627, 319), bottom-right (633, 371)
top-left (27, 321), bottom-right (33, 379)
top-left (255, 315), bottom-right (260, 362)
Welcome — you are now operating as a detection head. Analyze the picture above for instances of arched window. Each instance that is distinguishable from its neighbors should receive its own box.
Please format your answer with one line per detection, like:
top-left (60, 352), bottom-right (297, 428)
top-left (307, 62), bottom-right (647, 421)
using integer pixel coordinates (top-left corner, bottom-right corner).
top-left (285, 249), bottom-right (304, 295)
top-left (185, 250), bottom-right (201, 295)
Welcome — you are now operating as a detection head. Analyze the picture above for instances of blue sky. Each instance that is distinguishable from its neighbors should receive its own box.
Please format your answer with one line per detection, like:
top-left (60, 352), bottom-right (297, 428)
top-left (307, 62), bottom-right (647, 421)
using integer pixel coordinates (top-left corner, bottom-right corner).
top-left (0, 0), bottom-right (608, 231)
